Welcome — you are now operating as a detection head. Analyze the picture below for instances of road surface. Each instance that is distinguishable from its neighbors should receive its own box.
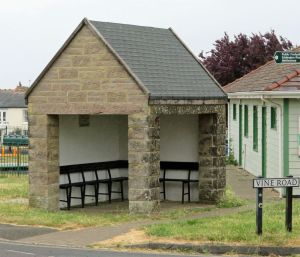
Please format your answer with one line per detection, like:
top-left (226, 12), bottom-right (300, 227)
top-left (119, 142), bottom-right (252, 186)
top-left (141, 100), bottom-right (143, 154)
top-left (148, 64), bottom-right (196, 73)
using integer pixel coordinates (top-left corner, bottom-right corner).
top-left (0, 241), bottom-right (217, 257)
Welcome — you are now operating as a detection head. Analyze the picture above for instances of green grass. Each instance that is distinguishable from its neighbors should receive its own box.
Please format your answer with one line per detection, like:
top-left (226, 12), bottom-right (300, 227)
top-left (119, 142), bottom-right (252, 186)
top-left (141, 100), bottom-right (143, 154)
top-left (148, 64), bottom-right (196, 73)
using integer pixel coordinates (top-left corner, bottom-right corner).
top-left (155, 206), bottom-right (215, 220)
top-left (0, 174), bottom-right (140, 229)
top-left (145, 200), bottom-right (300, 246)
top-left (0, 202), bottom-right (139, 230)
top-left (0, 174), bottom-right (28, 200)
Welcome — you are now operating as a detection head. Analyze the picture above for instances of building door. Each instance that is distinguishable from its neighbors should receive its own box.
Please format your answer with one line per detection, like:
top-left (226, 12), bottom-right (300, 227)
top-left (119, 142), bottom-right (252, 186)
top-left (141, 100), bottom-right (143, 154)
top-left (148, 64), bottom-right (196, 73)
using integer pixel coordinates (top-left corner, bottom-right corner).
top-left (262, 107), bottom-right (267, 177)
top-left (239, 105), bottom-right (243, 166)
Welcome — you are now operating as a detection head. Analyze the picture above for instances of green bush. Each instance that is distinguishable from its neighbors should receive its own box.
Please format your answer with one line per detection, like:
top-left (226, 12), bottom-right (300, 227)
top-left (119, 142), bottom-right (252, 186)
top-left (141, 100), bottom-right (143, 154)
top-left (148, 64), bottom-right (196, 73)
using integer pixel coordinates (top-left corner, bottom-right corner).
top-left (217, 186), bottom-right (245, 208)
top-left (226, 139), bottom-right (238, 166)
top-left (226, 153), bottom-right (238, 166)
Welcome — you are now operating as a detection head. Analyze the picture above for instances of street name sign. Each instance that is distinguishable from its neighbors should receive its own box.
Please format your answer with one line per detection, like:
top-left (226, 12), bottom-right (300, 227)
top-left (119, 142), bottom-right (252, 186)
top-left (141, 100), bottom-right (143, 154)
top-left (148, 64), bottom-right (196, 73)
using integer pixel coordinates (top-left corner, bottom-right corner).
top-left (274, 51), bottom-right (300, 63)
top-left (253, 177), bottom-right (300, 188)
top-left (253, 176), bottom-right (300, 235)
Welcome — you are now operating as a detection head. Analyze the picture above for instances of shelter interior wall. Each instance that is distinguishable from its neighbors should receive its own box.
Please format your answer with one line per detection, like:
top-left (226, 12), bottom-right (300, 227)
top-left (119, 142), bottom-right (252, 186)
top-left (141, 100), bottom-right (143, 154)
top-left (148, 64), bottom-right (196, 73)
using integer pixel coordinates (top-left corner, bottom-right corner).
top-left (160, 114), bottom-right (199, 201)
top-left (59, 115), bottom-right (128, 207)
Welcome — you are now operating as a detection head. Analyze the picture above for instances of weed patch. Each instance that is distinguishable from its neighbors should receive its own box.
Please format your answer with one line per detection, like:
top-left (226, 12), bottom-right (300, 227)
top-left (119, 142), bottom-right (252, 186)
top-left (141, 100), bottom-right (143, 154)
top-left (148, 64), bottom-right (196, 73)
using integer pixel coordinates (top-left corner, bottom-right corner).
top-left (217, 186), bottom-right (245, 208)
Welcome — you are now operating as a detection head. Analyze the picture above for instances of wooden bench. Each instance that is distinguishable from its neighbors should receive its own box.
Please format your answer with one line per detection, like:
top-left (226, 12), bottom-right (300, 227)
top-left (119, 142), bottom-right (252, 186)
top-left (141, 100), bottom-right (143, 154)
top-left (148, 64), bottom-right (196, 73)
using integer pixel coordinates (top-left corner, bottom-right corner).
top-left (160, 161), bottom-right (199, 203)
top-left (60, 161), bottom-right (128, 210)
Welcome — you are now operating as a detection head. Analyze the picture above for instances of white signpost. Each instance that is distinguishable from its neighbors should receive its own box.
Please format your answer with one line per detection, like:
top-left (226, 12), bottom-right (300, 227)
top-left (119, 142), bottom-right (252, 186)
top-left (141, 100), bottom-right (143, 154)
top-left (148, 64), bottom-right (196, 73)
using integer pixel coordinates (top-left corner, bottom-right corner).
top-left (253, 177), bottom-right (300, 188)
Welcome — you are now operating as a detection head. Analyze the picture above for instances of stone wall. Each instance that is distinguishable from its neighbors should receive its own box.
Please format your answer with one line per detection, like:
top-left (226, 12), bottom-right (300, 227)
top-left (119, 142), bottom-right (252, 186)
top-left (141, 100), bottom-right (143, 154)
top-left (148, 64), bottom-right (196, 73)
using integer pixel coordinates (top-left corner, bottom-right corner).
top-left (28, 24), bottom-right (151, 212)
top-left (28, 115), bottom-right (59, 210)
top-left (28, 25), bottom-right (148, 115)
top-left (150, 103), bottom-right (227, 203)
top-left (128, 111), bottom-right (160, 214)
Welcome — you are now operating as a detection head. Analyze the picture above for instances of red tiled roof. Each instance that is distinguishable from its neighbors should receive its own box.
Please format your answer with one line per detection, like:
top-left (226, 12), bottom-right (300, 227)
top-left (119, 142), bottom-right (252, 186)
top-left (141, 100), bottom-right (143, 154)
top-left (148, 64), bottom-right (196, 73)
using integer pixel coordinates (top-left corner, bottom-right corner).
top-left (224, 47), bottom-right (300, 93)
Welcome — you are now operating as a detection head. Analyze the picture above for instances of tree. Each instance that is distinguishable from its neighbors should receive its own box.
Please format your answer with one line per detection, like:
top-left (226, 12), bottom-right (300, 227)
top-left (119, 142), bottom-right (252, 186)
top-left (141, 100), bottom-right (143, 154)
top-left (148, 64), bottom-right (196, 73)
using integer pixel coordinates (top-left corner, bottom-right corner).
top-left (199, 30), bottom-right (293, 86)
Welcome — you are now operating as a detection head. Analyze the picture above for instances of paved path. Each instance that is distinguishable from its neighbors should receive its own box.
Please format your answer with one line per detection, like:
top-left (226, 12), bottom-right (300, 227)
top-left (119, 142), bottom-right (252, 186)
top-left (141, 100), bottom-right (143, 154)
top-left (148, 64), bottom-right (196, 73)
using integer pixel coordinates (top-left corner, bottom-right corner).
top-left (0, 224), bottom-right (56, 241)
top-left (18, 204), bottom-right (256, 247)
top-left (226, 165), bottom-right (279, 200)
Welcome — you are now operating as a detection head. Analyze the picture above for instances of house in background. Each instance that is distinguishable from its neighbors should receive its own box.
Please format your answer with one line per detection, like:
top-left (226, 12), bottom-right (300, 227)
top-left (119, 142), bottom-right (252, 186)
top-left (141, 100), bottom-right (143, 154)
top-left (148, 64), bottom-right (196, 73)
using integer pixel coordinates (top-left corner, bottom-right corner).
top-left (0, 86), bottom-right (28, 140)
top-left (224, 49), bottom-right (300, 195)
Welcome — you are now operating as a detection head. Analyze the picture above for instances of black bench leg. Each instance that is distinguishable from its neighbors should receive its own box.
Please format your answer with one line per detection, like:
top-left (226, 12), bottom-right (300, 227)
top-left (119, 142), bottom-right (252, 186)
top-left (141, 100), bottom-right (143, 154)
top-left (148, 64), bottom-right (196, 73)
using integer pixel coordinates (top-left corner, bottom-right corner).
top-left (182, 182), bottom-right (185, 204)
top-left (81, 186), bottom-right (85, 208)
top-left (67, 187), bottom-right (72, 210)
top-left (188, 182), bottom-right (191, 203)
top-left (95, 184), bottom-right (99, 206)
top-left (163, 181), bottom-right (166, 200)
top-left (120, 181), bottom-right (124, 201)
top-left (108, 182), bottom-right (112, 203)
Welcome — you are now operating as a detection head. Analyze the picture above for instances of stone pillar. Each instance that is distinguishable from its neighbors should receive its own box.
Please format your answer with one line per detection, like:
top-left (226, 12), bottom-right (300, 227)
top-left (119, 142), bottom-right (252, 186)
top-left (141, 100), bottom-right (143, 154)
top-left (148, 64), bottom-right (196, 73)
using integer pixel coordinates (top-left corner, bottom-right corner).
top-left (28, 114), bottom-right (59, 211)
top-left (198, 110), bottom-right (226, 203)
top-left (128, 111), bottom-right (160, 214)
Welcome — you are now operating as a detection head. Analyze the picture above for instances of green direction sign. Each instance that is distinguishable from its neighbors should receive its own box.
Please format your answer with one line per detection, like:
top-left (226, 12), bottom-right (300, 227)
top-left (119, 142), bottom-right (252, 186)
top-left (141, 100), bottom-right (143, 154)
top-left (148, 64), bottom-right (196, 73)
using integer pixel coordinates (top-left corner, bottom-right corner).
top-left (274, 51), bottom-right (300, 63)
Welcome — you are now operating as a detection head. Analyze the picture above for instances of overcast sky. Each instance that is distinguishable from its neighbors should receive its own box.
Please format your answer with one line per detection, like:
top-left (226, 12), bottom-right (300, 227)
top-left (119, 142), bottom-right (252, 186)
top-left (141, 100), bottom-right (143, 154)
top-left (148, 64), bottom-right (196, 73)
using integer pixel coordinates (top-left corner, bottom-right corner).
top-left (0, 0), bottom-right (298, 89)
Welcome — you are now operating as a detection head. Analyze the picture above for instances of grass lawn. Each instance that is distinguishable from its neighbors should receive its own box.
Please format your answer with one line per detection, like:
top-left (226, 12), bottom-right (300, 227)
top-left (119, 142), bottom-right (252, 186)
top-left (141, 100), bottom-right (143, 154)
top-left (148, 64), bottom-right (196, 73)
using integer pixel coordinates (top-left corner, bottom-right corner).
top-left (0, 174), bottom-right (213, 230)
top-left (0, 174), bottom-right (144, 229)
top-left (145, 200), bottom-right (300, 246)
top-left (0, 174), bottom-right (28, 199)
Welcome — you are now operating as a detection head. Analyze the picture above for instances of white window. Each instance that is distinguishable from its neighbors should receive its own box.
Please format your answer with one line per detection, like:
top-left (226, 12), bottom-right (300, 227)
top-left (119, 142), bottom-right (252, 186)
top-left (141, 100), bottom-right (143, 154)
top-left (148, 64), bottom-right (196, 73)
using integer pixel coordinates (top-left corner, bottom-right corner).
top-left (0, 111), bottom-right (7, 124)
top-left (23, 110), bottom-right (28, 123)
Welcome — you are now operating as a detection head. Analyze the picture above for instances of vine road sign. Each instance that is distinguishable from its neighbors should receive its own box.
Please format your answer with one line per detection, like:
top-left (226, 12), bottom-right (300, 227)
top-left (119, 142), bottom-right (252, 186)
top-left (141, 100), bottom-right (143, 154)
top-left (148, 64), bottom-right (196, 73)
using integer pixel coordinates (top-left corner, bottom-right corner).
top-left (253, 176), bottom-right (300, 235)
top-left (274, 51), bottom-right (300, 63)
top-left (253, 177), bottom-right (300, 188)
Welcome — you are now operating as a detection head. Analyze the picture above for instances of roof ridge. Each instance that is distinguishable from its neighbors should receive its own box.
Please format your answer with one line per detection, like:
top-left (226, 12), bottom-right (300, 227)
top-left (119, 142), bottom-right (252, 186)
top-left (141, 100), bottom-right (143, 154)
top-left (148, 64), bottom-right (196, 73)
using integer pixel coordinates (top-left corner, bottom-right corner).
top-left (264, 69), bottom-right (300, 91)
top-left (86, 19), bottom-right (150, 95)
top-left (223, 59), bottom-right (274, 90)
top-left (89, 20), bottom-right (168, 31)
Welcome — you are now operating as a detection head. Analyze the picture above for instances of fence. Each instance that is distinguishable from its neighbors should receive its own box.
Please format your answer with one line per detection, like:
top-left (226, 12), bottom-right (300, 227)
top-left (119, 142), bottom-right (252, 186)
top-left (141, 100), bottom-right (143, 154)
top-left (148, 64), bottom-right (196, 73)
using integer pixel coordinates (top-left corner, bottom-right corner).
top-left (0, 125), bottom-right (28, 142)
top-left (0, 144), bottom-right (28, 175)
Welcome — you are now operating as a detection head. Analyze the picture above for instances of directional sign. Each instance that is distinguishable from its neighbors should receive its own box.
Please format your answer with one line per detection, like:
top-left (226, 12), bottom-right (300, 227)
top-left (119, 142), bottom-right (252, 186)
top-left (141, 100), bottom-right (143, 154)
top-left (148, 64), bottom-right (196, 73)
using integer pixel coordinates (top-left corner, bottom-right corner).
top-left (274, 51), bottom-right (300, 63)
top-left (253, 177), bottom-right (300, 188)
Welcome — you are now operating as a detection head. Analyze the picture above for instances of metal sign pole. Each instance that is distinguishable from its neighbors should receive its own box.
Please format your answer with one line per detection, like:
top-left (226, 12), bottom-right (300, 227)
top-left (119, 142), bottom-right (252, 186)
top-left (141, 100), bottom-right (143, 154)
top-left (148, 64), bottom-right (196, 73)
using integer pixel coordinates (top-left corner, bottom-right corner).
top-left (286, 175), bottom-right (293, 232)
top-left (256, 176), bottom-right (263, 235)
top-left (253, 176), bottom-right (299, 236)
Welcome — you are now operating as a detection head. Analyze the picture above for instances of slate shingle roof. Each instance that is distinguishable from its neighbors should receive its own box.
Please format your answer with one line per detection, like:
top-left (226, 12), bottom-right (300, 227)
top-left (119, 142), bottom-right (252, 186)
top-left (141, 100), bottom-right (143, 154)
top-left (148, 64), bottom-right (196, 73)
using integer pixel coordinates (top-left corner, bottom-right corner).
top-left (224, 47), bottom-right (300, 93)
top-left (89, 20), bottom-right (226, 100)
top-left (0, 91), bottom-right (26, 108)
top-left (26, 18), bottom-right (226, 101)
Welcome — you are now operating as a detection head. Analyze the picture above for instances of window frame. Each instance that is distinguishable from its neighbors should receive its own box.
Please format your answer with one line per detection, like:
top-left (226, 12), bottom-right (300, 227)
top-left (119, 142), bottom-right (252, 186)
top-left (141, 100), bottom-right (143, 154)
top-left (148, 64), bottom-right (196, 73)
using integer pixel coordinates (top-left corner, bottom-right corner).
top-left (244, 105), bottom-right (248, 137)
top-left (233, 104), bottom-right (236, 120)
top-left (253, 106), bottom-right (258, 151)
top-left (270, 107), bottom-right (277, 129)
top-left (23, 109), bottom-right (28, 123)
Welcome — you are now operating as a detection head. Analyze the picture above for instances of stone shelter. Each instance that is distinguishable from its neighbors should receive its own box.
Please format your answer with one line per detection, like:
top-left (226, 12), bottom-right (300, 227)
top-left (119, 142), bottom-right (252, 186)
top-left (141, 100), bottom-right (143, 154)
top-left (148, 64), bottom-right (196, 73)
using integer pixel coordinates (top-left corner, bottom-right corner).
top-left (25, 18), bottom-right (227, 214)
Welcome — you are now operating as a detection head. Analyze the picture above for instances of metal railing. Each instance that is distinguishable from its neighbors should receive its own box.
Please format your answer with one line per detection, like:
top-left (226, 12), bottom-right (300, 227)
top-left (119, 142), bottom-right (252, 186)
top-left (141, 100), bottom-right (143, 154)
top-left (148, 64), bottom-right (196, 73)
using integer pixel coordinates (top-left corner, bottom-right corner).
top-left (0, 144), bottom-right (28, 174)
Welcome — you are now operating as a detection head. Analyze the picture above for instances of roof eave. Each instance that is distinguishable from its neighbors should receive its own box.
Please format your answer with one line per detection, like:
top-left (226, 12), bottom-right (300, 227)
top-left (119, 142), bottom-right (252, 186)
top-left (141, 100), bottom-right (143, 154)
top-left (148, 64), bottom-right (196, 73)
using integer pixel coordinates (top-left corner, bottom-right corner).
top-left (228, 91), bottom-right (300, 99)
top-left (149, 95), bottom-right (227, 100)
